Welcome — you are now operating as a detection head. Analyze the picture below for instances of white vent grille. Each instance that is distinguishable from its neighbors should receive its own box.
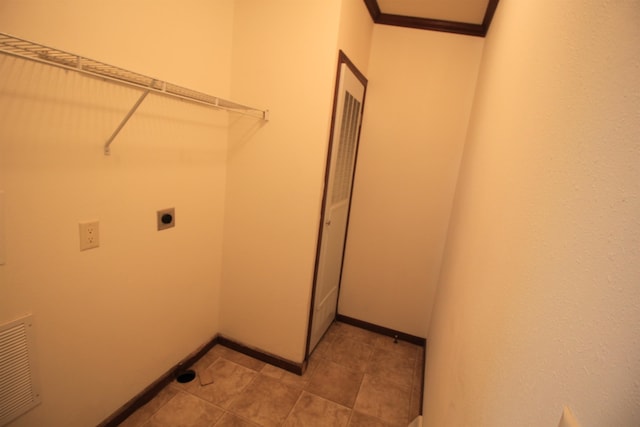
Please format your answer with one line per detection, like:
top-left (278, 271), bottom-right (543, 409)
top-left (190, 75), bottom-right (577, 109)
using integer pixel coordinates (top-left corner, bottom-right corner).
top-left (0, 315), bottom-right (41, 426)
top-left (332, 91), bottom-right (361, 204)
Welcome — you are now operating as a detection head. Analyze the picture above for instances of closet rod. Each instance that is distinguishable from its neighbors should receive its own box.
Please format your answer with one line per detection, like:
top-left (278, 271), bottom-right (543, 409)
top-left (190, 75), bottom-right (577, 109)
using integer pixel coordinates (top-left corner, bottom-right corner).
top-left (0, 32), bottom-right (269, 154)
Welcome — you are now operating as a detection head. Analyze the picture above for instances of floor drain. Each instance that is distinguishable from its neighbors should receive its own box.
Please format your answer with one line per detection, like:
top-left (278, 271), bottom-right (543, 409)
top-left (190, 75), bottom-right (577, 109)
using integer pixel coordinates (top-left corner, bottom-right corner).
top-left (176, 369), bottom-right (196, 384)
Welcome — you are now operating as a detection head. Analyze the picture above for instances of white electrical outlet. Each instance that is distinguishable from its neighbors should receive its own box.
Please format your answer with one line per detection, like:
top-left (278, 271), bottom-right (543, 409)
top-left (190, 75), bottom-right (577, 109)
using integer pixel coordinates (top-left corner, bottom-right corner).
top-left (79, 221), bottom-right (99, 251)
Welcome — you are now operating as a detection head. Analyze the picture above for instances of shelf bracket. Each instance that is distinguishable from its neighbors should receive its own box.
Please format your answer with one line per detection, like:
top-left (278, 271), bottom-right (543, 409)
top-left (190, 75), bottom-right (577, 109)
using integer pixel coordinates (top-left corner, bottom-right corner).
top-left (0, 32), bottom-right (269, 155)
top-left (104, 88), bottom-right (151, 155)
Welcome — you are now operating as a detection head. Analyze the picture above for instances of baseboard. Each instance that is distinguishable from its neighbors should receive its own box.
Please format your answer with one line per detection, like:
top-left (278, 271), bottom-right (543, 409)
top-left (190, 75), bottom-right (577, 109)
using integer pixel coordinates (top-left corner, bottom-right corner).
top-left (98, 333), bottom-right (306, 426)
top-left (217, 335), bottom-right (305, 375)
top-left (419, 338), bottom-right (426, 416)
top-left (336, 314), bottom-right (426, 347)
top-left (97, 335), bottom-right (219, 427)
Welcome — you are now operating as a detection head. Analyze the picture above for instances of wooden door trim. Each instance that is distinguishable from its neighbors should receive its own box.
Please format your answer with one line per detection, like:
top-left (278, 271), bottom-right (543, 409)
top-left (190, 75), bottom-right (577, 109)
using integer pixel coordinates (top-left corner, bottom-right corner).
top-left (305, 51), bottom-right (368, 358)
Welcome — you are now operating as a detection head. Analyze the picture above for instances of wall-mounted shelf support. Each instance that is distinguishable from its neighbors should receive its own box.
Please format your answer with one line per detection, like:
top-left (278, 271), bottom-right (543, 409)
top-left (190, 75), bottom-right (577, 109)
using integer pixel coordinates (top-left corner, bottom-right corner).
top-left (0, 32), bottom-right (269, 155)
top-left (104, 88), bottom-right (150, 155)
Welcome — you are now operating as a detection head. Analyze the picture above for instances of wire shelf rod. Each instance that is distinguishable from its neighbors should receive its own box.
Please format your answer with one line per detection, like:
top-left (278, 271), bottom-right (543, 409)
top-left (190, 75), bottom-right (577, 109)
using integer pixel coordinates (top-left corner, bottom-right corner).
top-left (0, 32), bottom-right (269, 153)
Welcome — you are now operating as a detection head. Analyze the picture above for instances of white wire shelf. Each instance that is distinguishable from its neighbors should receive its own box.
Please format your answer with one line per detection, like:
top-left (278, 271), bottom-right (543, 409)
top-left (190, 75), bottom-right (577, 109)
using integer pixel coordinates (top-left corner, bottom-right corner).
top-left (0, 32), bottom-right (269, 155)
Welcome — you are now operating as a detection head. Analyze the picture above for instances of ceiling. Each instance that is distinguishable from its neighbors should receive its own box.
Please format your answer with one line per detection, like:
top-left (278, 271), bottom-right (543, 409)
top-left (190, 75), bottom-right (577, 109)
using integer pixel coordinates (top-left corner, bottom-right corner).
top-left (363, 0), bottom-right (499, 37)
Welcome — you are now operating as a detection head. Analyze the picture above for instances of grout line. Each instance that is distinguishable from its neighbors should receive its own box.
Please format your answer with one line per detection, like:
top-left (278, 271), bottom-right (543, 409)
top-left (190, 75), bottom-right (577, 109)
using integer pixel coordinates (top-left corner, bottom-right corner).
top-left (219, 361), bottom-right (261, 411)
top-left (281, 388), bottom-right (306, 425)
top-left (352, 370), bottom-right (367, 411)
top-left (216, 409), bottom-right (259, 427)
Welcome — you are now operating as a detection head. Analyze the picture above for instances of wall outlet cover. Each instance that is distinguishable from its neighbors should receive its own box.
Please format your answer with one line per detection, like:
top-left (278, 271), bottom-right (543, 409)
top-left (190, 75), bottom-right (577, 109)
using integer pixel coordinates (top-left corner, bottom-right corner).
top-left (79, 221), bottom-right (100, 251)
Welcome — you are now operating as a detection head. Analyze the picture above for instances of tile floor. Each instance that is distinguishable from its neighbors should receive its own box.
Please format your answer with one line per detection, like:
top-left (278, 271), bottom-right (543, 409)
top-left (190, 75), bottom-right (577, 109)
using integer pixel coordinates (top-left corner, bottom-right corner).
top-left (119, 321), bottom-right (424, 427)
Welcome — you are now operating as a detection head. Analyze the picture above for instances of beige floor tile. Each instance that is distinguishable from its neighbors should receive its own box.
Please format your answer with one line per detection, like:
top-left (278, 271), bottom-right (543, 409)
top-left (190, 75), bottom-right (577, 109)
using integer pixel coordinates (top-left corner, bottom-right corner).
top-left (213, 412), bottom-right (260, 426)
top-left (367, 347), bottom-right (416, 389)
top-left (118, 385), bottom-right (180, 427)
top-left (280, 369), bottom-right (312, 389)
top-left (119, 322), bottom-right (425, 427)
top-left (328, 336), bottom-right (374, 372)
top-left (280, 353), bottom-right (322, 389)
top-left (347, 411), bottom-right (405, 427)
top-left (414, 346), bottom-right (425, 379)
top-left (229, 374), bottom-right (302, 427)
top-left (175, 358), bottom-right (257, 408)
top-left (305, 359), bottom-right (363, 408)
top-left (191, 346), bottom-right (227, 373)
top-left (323, 322), bottom-right (343, 340)
top-left (410, 346), bottom-right (425, 419)
top-left (353, 374), bottom-right (411, 425)
top-left (373, 335), bottom-right (420, 360)
top-left (408, 379), bottom-right (422, 421)
top-left (311, 334), bottom-right (334, 358)
top-left (283, 391), bottom-right (351, 427)
top-left (311, 323), bottom-right (341, 358)
top-left (260, 363), bottom-right (286, 380)
top-left (145, 391), bottom-right (224, 427)
top-left (216, 346), bottom-right (266, 372)
top-left (331, 322), bottom-right (380, 345)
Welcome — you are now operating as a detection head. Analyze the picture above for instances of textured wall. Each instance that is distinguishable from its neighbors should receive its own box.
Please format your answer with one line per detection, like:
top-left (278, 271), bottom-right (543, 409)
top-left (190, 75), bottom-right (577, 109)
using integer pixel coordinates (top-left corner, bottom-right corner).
top-left (221, 0), bottom-right (343, 362)
top-left (0, 1), bottom-right (232, 425)
top-left (424, 0), bottom-right (640, 426)
top-left (336, 0), bottom-right (375, 75)
top-left (338, 25), bottom-right (484, 337)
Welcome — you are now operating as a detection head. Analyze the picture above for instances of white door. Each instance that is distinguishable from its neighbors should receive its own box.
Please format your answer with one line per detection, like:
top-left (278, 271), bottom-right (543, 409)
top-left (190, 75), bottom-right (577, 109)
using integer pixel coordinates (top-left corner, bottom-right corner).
top-left (308, 57), bottom-right (366, 353)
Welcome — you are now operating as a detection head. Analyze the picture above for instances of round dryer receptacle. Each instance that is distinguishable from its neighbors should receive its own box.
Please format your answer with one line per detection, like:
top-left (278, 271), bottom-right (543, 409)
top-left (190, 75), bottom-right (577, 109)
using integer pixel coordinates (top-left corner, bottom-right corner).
top-left (161, 213), bottom-right (173, 224)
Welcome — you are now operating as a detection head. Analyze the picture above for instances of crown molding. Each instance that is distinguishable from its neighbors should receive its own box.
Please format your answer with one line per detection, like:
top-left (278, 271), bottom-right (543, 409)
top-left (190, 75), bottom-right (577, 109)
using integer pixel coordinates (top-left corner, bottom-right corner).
top-left (363, 0), bottom-right (499, 37)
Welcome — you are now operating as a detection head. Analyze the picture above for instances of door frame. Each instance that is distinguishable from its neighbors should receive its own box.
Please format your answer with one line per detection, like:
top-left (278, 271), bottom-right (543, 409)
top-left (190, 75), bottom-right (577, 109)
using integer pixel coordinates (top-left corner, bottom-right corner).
top-left (305, 51), bottom-right (368, 358)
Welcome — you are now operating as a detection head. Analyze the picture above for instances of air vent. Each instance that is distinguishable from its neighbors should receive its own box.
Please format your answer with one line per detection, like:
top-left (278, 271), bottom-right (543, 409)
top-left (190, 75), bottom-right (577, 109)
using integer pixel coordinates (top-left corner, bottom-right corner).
top-left (0, 314), bottom-right (41, 426)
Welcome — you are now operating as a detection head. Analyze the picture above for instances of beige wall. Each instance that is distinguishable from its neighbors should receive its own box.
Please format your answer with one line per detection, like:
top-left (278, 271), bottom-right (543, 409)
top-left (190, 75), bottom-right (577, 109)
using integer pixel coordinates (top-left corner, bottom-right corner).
top-left (0, 2), bottom-right (374, 424)
top-left (338, 25), bottom-right (484, 337)
top-left (0, 1), bottom-right (233, 425)
top-left (337, 0), bottom-right (374, 75)
top-left (220, 0), bottom-right (343, 363)
top-left (221, 0), bottom-right (375, 363)
top-left (424, 1), bottom-right (640, 426)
